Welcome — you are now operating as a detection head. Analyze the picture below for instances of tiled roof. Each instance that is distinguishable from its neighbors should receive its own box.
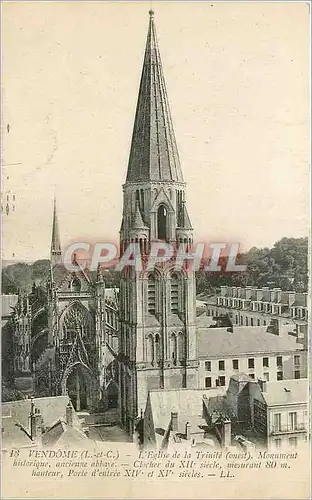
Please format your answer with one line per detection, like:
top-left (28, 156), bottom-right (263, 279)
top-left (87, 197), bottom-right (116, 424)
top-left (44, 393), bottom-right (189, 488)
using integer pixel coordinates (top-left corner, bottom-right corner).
top-left (262, 379), bottom-right (308, 406)
top-left (197, 326), bottom-right (300, 358)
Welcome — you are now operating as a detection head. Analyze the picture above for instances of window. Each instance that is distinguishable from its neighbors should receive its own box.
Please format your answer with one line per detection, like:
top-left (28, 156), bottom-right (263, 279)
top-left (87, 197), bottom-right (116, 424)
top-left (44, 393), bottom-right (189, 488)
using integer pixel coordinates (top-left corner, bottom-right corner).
top-left (273, 413), bottom-right (281, 432)
top-left (155, 334), bottom-right (161, 365)
top-left (157, 205), bottom-right (168, 240)
top-left (147, 275), bottom-right (156, 314)
top-left (276, 356), bottom-right (283, 367)
top-left (263, 357), bottom-right (269, 368)
top-left (205, 361), bottom-right (211, 371)
top-left (289, 412), bottom-right (297, 431)
top-left (248, 358), bottom-right (255, 369)
top-left (250, 318), bottom-right (254, 326)
top-left (249, 373), bottom-right (255, 380)
top-left (263, 320), bottom-right (266, 326)
top-left (263, 372), bottom-right (270, 381)
top-left (219, 360), bottom-right (225, 371)
top-left (294, 370), bottom-right (300, 379)
top-left (169, 333), bottom-right (177, 364)
top-left (275, 439), bottom-right (281, 449)
top-left (245, 317), bottom-right (249, 326)
top-left (277, 371), bottom-right (283, 381)
top-left (289, 437), bottom-right (297, 449)
top-left (219, 376), bottom-right (226, 386)
top-left (257, 319), bottom-right (261, 326)
top-left (170, 274), bottom-right (179, 313)
top-left (232, 359), bottom-right (239, 370)
top-left (205, 377), bottom-right (212, 388)
top-left (294, 355), bottom-right (300, 366)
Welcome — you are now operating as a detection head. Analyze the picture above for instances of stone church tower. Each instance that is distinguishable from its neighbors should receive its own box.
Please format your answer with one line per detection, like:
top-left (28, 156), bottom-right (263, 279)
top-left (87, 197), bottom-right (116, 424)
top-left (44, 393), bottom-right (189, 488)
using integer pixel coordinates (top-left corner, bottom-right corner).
top-left (119, 11), bottom-right (198, 435)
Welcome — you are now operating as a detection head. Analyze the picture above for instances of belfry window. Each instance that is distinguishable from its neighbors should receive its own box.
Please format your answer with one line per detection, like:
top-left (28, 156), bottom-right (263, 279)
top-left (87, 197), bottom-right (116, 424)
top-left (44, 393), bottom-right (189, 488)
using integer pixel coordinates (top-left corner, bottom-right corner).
top-left (157, 205), bottom-right (168, 240)
top-left (171, 273), bottom-right (179, 313)
top-left (147, 275), bottom-right (156, 314)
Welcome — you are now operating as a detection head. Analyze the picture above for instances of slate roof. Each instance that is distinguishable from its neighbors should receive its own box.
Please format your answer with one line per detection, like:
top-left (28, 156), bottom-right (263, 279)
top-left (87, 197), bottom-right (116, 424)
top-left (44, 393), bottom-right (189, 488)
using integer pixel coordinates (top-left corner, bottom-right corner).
top-left (2, 396), bottom-right (82, 432)
top-left (41, 420), bottom-right (89, 447)
top-left (262, 379), bottom-right (308, 407)
top-left (196, 326), bottom-right (301, 358)
top-left (148, 387), bottom-right (226, 434)
top-left (2, 415), bottom-right (35, 449)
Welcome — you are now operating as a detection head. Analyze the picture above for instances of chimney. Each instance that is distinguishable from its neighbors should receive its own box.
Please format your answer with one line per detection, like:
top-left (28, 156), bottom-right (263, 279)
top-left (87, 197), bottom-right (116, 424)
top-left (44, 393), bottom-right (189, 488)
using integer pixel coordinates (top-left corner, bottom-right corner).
top-left (258, 379), bottom-right (267, 393)
top-left (185, 422), bottom-right (191, 440)
top-left (222, 419), bottom-right (231, 447)
top-left (287, 291), bottom-right (296, 307)
top-left (171, 412), bottom-right (178, 433)
top-left (267, 318), bottom-right (279, 336)
top-left (66, 401), bottom-right (74, 427)
top-left (275, 288), bottom-right (282, 303)
top-left (30, 400), bottom-right (43, 441)
top-left (245, 287), bottom-right (252, 300)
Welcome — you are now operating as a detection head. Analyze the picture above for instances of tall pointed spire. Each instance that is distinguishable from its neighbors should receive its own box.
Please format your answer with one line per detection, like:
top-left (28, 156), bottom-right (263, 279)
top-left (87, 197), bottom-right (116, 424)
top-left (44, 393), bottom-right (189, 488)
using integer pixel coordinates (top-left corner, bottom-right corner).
top-left (126, 10), bottom-right (184, 183)
top-left (50, 197), bottom-right (62, 267)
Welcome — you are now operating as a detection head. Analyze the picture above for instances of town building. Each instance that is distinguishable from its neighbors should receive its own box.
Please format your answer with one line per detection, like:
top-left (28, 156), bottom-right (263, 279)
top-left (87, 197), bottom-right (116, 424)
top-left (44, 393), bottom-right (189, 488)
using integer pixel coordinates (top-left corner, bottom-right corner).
top-left (247, 377), bottom-right (308, 450)
top-left (205, 286), bottom-right (308, 347)
top-left (1, 395), bottom-right (88, 451)
top-left (197, 324), bottom-right (307, 390)
top-left (143, 375), bottom-right (309, 451)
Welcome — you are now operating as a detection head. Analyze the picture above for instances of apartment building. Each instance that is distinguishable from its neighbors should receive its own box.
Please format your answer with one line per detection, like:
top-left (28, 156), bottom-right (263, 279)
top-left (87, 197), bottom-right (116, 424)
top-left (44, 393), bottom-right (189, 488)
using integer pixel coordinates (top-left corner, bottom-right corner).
top-left (250, 378), bottom-right (308, 450)
top-left (205, 286), bottom-right (308, 346)
top-left (197, 326), bottom-right (307, 390)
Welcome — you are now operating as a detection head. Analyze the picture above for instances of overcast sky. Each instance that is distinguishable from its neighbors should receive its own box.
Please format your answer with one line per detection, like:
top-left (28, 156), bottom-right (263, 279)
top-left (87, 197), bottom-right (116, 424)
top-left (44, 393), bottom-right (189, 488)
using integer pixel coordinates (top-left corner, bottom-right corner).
top-left (2, 1), bottom-right (309, 262)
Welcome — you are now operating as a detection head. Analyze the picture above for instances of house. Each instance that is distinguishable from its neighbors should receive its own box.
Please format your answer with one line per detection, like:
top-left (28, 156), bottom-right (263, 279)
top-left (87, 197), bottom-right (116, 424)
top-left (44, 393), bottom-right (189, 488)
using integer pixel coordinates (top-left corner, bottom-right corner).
top-left (197, 325), bottom-right (307, 390)
top-left (1, 395), bottom-right (88, 450)
top-left (205, 286), bottom-right (308, 347)
top-left (250, 378), bottom-right (309, 451)
top-left (143, 387), bottom-right (228, 449)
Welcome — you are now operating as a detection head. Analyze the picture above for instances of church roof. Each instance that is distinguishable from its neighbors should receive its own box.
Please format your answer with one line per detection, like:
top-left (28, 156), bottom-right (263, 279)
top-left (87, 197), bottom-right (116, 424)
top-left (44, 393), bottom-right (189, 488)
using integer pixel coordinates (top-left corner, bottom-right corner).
top-left (126, 11), bottom-right (184, 183)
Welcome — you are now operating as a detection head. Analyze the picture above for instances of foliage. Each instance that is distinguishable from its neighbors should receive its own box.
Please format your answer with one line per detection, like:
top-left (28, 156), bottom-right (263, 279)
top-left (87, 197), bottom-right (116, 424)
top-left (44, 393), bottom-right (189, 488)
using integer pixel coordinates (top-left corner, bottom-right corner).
top-left (1, 381), bottom-right (25, 402)
top-left (1, 259), bottom-right (51, 294)
top-left (196, 237), bottom-right (308, 294)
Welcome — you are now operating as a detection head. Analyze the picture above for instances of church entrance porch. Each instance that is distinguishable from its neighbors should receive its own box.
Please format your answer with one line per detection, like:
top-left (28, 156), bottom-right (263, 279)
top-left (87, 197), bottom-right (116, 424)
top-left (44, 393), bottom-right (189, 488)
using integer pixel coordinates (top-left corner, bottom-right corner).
top-left (66, 366), bottom-right (89, 411)
top-left (61, 362), bottom-right (97, 411)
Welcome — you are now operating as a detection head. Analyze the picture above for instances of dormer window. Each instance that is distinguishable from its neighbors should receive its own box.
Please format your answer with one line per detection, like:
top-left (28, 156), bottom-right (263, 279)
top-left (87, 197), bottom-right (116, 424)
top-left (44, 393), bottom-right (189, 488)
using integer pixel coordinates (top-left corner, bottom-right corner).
top-left (71, 278), bottom-right (81, 293)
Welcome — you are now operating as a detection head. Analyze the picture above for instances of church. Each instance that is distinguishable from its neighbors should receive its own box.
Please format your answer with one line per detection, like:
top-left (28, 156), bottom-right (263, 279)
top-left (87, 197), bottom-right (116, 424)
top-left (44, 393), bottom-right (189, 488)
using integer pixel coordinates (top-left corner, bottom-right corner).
top-left (4, 11), bottom-right (200, 435)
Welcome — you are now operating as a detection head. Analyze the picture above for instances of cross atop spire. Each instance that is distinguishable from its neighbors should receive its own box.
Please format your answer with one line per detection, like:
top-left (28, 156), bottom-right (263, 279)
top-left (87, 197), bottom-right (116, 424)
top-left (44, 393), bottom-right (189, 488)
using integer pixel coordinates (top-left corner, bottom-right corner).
top-left (50, 197), bottom-right (62, 267)
top-left (126, 11), bottom-right (184, 183)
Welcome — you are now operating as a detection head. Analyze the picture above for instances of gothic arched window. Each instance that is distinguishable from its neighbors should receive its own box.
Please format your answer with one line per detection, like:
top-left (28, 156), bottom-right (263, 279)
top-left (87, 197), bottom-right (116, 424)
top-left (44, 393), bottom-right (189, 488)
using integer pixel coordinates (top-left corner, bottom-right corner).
top-left (155, 334), bottom-right (161, 365)
top-left (147, 274), bottom-right (156, 314)
top-left (178, 332), bottom-right (186, 362)
top-left (169, 333), bottom-right (177, 364)
top-left (146, 335), bottom-right (154, 363)
top-left (157, 205), bottom-right (168, 240)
